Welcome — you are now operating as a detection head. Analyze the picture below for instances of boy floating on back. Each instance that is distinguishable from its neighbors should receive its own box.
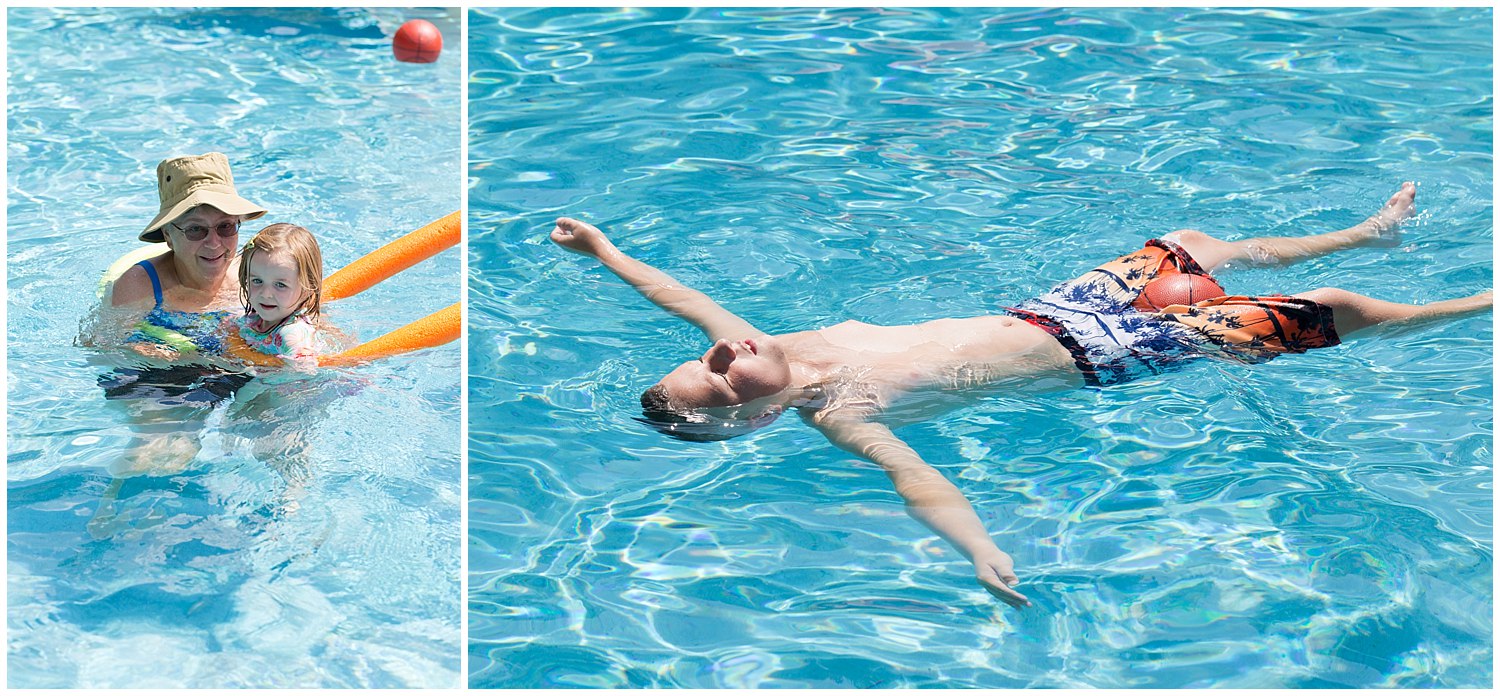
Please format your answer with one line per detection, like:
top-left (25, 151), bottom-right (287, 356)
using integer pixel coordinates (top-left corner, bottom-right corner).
top-left (550, 183), bottom-right (1490, 609)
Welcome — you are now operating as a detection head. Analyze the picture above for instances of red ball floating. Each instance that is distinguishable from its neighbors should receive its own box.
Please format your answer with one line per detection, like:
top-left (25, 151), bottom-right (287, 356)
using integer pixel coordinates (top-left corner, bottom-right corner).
top-left (1134, 273), bottom-right (1227, 312)
top-left (393, 19), bottom-right (442, 63)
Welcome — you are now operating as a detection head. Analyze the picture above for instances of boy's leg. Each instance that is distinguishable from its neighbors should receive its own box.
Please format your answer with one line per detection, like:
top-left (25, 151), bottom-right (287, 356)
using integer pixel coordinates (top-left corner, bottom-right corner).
top-left (1295, 287), bottom-right (1493, 338)
top-left (1163, 182), bottom-right (1417, 273)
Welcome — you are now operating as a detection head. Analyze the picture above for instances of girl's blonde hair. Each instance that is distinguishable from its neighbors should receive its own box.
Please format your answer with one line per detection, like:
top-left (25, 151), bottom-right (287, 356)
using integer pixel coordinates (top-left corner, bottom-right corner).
top-left (238, 223), bottom-right (324, 321)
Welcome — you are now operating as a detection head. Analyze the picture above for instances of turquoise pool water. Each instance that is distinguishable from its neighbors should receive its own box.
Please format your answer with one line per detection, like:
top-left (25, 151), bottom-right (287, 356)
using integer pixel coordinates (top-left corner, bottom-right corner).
top-left (8, 8), bottom-right (462, 688)
top-left (469, 7), bottom-right (1492, 688)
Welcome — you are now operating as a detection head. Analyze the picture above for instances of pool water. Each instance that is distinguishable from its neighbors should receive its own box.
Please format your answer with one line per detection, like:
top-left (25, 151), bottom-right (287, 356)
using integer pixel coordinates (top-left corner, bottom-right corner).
top-left (8, 8), bottom-right (462, 688)
top-left (468, 7), bottom-right (1492, 688)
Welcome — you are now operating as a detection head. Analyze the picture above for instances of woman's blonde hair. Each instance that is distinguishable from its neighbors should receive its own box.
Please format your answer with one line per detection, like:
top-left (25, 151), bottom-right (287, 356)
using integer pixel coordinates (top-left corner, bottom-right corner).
top-left (238, 223), bottom-right (324, 321)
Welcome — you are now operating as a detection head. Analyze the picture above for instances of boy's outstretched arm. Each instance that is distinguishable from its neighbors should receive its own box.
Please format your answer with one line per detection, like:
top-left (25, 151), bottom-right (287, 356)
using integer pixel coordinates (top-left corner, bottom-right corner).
top-left (813, 415), bottom-right (1032, 609)
top-left (550, 217), bottom-right (761, 341)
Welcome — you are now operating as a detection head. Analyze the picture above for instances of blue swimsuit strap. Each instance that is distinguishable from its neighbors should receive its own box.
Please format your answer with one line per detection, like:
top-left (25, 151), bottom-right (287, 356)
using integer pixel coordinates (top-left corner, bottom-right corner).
top-left (130, 259), bottom-right (205, 353)
top-left (135, 259), bottom-right (165, 307)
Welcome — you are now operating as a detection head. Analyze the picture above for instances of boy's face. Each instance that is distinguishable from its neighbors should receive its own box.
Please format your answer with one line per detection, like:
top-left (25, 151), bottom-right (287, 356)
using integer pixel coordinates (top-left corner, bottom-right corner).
top-left (657, 336), bottom-right (793, 414)
top-left (245, 250), bottom-right (307, 325)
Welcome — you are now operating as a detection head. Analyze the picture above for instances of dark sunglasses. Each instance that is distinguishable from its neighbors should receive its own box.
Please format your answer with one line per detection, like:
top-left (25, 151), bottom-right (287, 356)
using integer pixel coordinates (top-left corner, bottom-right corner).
top-left (167, 219), bottom-right (240, 242)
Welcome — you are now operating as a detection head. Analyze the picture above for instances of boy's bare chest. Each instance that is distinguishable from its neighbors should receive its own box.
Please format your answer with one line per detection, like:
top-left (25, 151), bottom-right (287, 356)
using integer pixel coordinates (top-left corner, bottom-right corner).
top-left (810, 317), bottom-right (1036, 361)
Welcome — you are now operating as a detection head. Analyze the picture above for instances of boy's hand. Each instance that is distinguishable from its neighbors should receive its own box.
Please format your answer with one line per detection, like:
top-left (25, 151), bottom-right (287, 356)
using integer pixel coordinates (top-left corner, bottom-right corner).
top-left (549, 217), bottom-right (616, 258)
top-left (973, 549), bottom-right (1031, 609)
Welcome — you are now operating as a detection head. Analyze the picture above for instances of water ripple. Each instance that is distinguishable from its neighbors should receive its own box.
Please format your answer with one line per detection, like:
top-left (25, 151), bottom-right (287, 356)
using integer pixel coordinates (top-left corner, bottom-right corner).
top-left (469, 6), bottom-right (1491, 688)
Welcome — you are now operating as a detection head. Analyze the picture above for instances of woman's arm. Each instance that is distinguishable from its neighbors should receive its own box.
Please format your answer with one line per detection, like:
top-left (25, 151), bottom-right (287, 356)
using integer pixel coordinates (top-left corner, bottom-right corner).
top-left (109, 264), bottom-right (156, 307)
top-left (549, 217), bottom-right (762, 341)
top-left (814, 415), bottom-right (1031, 609)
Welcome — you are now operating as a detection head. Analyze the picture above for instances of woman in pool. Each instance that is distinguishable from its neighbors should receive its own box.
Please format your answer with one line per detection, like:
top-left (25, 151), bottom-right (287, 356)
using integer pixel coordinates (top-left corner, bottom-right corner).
top-left (95, 152), bottom-right (267, 476)
top-left (111, 151), bottom-right (268, 353)
top-left (236, 223), bottom-right (329, 364)
top-left (549, 182), bottom-right (1491, 610)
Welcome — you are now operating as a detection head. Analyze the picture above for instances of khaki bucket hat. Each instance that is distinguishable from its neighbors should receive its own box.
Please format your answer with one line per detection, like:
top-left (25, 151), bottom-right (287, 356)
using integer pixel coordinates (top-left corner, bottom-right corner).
top-left (140, 152), bottom-right (268, 243)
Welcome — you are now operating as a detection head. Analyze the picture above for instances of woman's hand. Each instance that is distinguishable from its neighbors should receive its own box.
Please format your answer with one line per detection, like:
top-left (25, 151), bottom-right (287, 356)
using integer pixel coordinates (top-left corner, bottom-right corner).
top-left (973, 549), bottom-right (1031, 609)
top-left (126, 341), bottom-right (179, 362)
top-left (549, 217), bottom-right (617, 258)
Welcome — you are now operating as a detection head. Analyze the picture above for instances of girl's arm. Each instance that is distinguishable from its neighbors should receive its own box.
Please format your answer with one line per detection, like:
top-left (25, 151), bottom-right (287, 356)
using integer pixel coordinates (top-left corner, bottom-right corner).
top-left (277, 322), bottom-right (321, 362)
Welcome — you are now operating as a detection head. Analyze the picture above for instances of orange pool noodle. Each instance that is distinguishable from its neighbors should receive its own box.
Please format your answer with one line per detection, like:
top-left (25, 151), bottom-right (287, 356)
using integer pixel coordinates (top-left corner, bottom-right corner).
top-left (227, 304), bottom-right (460, 368)
top-left (324, 211), bottom-right (460, 301)
top-left (318, 303), bottom-right (460, 367)
top-left (227, 332), bottom-right (284, 367)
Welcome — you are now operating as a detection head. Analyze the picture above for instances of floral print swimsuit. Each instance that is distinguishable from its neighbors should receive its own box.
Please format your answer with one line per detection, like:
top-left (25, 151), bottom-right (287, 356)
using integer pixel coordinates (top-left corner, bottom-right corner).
top-left (235, 311), bottom-right (320, 359)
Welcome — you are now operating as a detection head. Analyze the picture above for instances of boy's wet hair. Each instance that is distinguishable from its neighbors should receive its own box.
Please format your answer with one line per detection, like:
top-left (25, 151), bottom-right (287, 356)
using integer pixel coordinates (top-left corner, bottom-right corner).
top-left (640, 383), bottom-right (673, 415)
top-left (238, 223), bottom-right (324, 321)
top-left (638, 383), bottom-right (781, 442)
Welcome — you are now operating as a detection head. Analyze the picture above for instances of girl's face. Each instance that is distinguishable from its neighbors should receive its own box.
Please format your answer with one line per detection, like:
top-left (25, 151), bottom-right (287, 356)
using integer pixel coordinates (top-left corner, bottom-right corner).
top-left (244, 250), bottom-right (308, 325)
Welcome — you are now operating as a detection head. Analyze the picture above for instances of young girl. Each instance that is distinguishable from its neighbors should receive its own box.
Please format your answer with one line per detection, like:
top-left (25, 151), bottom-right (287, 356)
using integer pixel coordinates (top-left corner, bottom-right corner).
top-left (235, 223), bottom-right (326, 362)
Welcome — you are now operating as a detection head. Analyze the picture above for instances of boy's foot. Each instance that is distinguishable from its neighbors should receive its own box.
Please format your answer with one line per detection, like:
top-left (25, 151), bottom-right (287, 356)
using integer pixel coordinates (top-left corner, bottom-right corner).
top-left (1356, 181), bottom-right (1417, 245)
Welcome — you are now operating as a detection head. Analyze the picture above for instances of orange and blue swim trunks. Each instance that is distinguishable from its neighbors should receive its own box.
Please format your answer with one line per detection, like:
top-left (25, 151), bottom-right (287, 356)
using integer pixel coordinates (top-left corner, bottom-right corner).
top-left (1006, 239), bottom-right (1341, 387)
